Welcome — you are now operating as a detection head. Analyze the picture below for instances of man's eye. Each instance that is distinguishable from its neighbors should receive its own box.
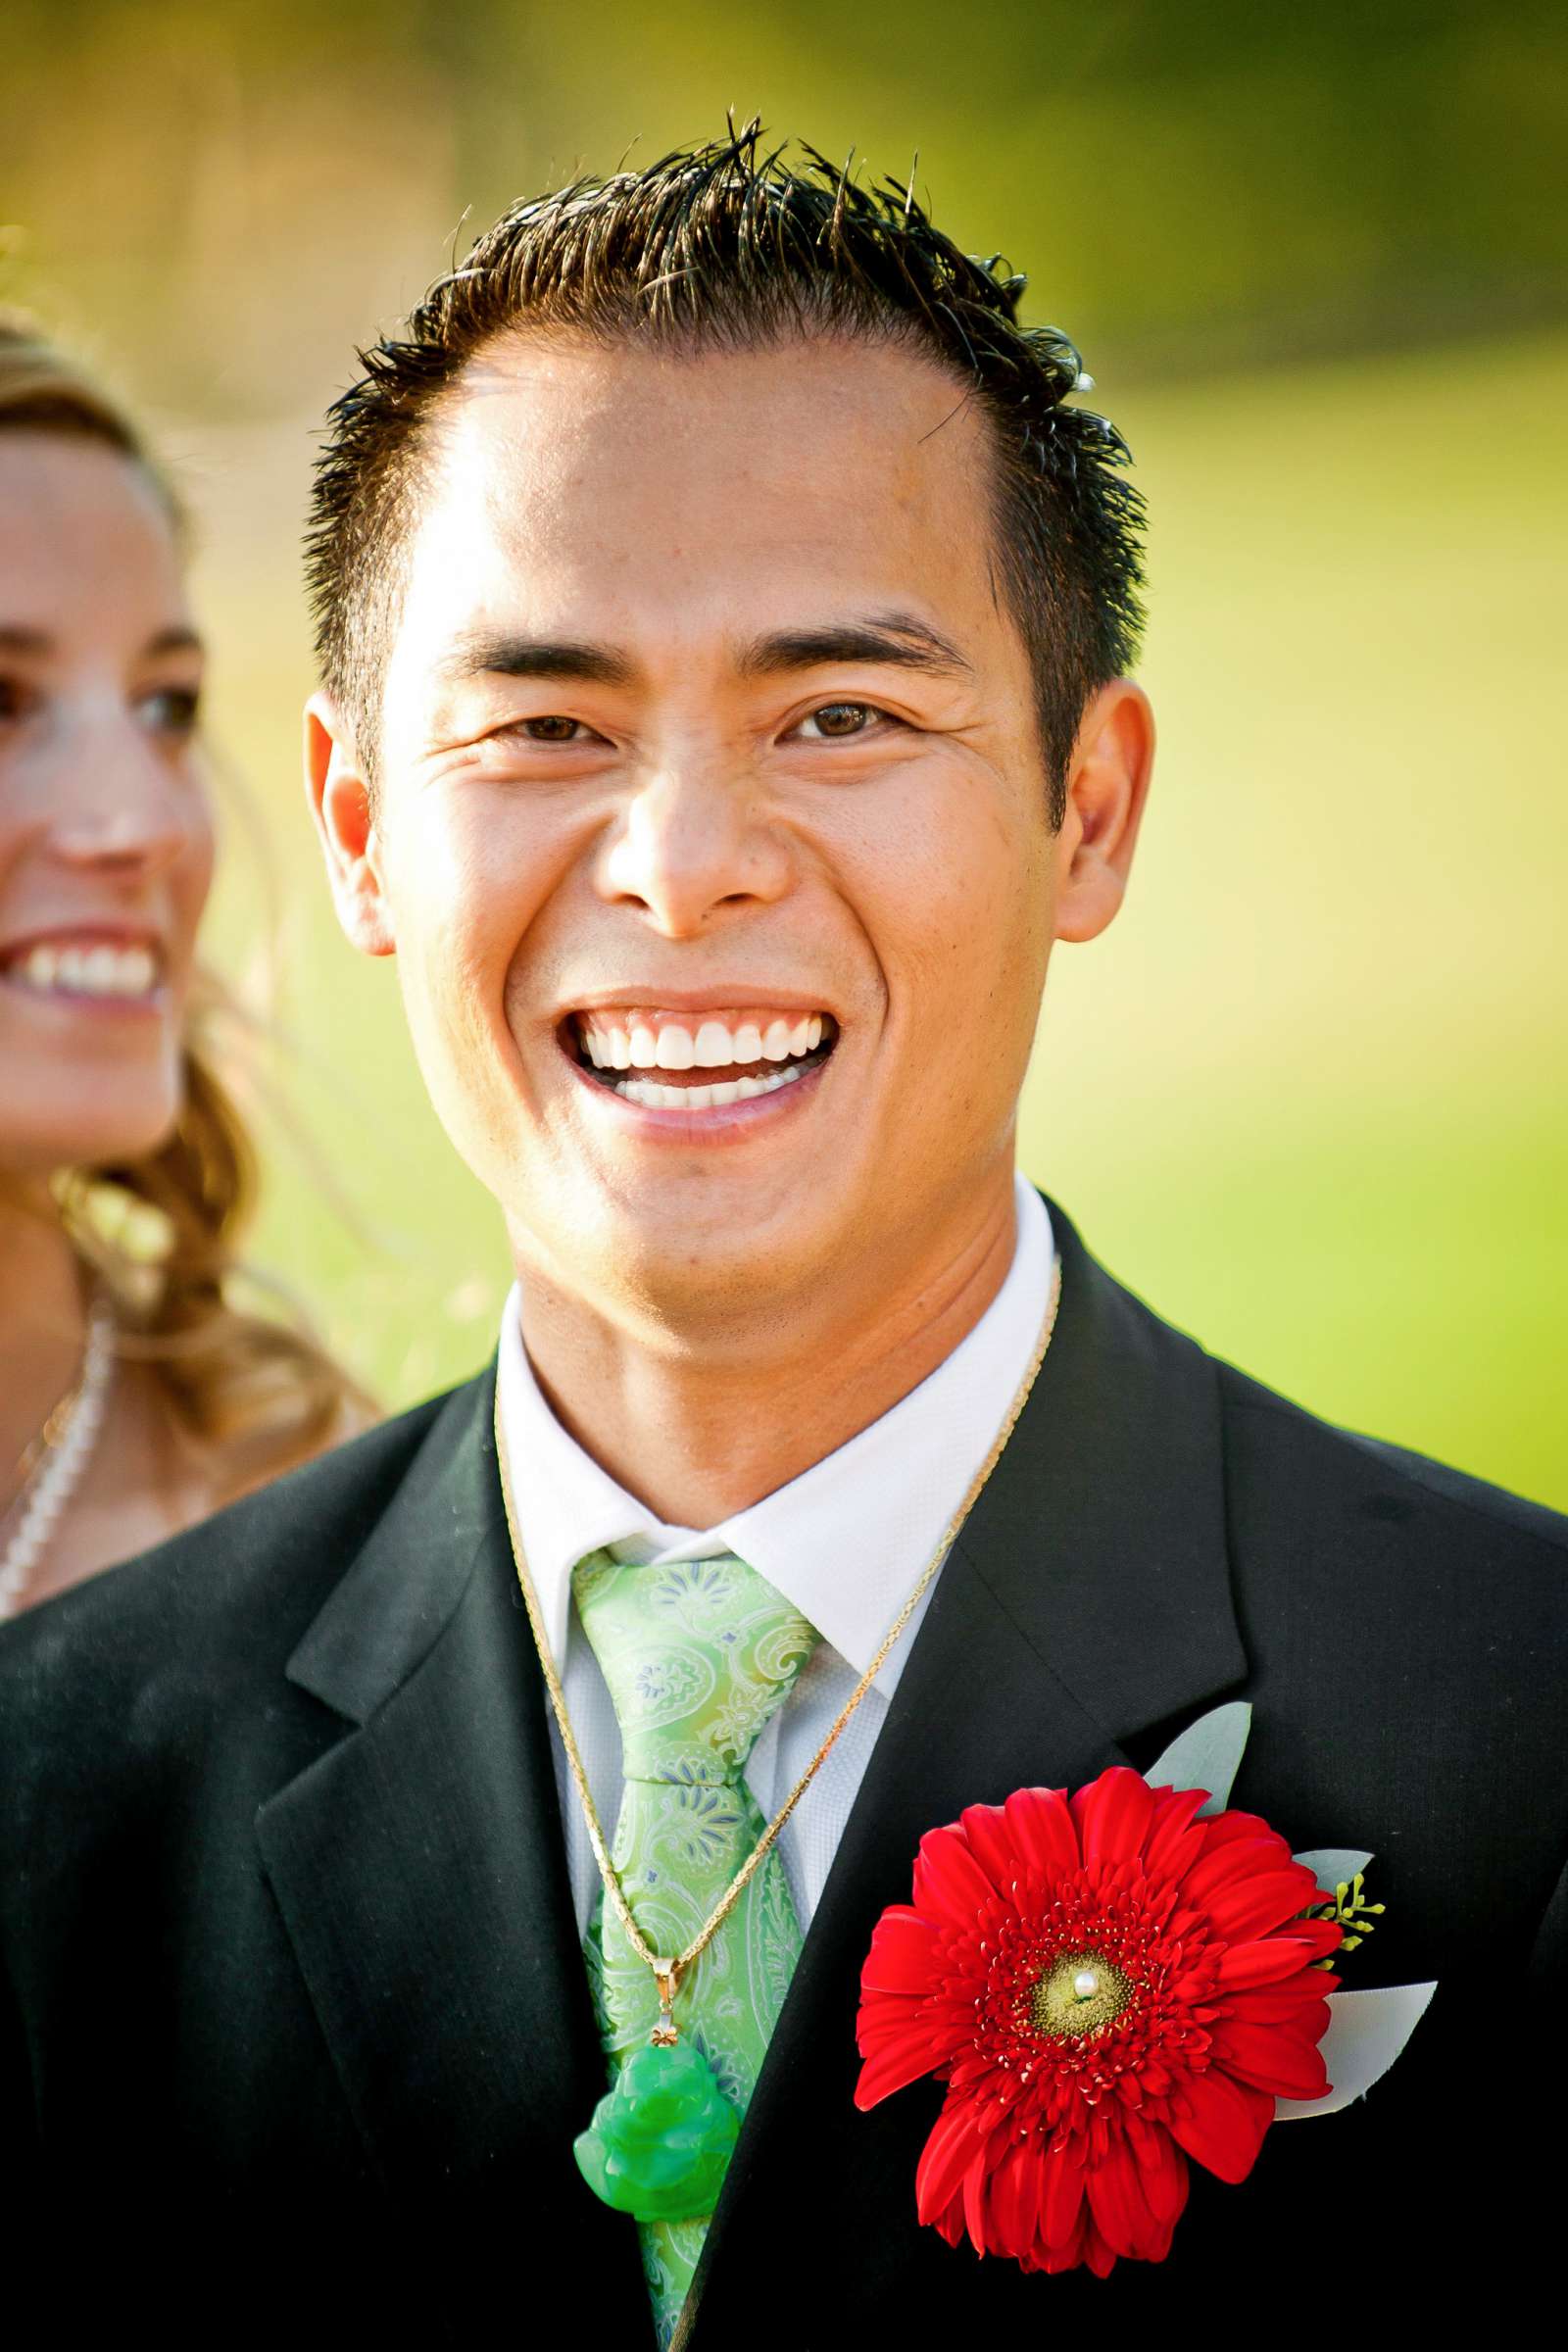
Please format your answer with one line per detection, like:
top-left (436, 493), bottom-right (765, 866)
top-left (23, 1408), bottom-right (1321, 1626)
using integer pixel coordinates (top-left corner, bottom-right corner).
top-left (794, 702), bottom-right (887, 741)
top-left (518, 714), bottom-right (593, 743)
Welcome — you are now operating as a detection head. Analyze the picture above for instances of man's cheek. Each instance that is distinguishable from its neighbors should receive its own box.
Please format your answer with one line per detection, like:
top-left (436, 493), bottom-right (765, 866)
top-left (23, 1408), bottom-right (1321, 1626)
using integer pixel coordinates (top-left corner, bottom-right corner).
top-left (392, 903), bottom-right (491, 1082)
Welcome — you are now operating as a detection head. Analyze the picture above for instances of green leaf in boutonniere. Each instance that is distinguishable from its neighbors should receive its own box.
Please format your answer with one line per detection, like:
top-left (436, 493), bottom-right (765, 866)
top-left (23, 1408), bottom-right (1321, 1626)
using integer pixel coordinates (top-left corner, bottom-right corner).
top-left (1299, 1865), bottom-right (1386, 1963)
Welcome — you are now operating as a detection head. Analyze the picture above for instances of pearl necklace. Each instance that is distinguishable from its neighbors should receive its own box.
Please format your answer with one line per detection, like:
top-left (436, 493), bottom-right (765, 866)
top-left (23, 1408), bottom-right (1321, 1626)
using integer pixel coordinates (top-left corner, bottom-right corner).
top-left (0, 1294), bottom-right (117, 1621)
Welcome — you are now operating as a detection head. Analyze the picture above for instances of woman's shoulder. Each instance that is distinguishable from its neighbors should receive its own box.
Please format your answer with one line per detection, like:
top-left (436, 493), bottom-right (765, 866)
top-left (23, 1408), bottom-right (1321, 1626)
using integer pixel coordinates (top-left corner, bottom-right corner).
top-left (206, 1389), bottom-right (382, 1511)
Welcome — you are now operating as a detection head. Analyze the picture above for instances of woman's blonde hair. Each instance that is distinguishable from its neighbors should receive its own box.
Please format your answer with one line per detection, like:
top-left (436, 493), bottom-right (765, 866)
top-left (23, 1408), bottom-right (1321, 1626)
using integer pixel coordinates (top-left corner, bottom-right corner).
top-left (0, 311), bottom-right (371, 1494)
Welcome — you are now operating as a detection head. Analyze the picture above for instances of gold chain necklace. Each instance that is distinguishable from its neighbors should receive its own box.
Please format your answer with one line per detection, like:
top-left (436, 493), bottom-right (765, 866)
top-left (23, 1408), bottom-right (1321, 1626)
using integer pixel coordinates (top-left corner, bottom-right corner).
top-left (492, 1251), bottom-right (1062, 2035)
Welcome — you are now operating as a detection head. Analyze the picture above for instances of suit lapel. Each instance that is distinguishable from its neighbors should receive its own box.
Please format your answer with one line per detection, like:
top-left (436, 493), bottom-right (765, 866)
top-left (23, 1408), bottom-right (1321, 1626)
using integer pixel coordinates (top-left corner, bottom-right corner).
top-left (255, 1372), bottom-right (646, 2309)
top-left (684, 1203), bottom-right (1249, 2342)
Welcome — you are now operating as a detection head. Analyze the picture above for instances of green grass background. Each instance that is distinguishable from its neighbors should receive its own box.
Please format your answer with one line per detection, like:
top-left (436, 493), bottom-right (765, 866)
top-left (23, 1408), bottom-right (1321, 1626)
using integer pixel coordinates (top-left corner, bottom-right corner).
top-left (185, 329), bottom-right (1567, 1509)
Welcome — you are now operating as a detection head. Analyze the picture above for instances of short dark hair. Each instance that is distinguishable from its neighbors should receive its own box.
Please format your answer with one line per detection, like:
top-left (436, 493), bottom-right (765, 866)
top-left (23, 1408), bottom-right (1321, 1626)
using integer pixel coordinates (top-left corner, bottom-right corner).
top-left (305, 125), bottom-right (1145, 826)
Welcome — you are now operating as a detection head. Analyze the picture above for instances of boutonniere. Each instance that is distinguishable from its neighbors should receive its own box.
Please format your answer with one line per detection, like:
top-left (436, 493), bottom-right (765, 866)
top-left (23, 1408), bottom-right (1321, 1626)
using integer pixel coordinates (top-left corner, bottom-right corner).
top-left (854, 1703), bottom-right (1435, 2277)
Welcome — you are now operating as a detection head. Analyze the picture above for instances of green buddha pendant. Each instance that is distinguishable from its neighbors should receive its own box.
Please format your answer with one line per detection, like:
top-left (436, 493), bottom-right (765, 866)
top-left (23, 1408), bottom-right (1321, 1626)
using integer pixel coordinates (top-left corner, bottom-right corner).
top-left (574, 2036), bottom-right (739, 2222)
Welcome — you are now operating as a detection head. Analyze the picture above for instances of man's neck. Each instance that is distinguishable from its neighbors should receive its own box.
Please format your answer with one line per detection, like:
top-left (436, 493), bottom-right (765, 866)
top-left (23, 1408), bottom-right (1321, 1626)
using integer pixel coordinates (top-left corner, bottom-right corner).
top-left (511, 1175), bottom-right (1020, 1528)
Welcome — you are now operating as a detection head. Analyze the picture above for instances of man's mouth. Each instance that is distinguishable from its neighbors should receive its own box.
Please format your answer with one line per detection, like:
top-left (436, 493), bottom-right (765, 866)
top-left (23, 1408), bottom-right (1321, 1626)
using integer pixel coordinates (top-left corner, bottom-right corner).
top-left (564, 1007), bottom-right (838, 1109)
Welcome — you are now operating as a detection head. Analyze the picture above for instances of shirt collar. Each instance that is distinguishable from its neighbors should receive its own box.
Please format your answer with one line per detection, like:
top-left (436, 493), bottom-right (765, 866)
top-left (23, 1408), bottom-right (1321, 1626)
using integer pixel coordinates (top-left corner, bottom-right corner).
top-left (495, 1172), bottom-right (1054, 1696)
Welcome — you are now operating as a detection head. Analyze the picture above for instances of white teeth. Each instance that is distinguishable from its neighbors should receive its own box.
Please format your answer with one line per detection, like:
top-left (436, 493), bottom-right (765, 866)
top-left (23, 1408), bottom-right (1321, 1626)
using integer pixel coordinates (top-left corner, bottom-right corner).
top-left (613, 1061), bottom-right (809, 1110)
top-left (8, 940), bottom-right (160, 999)
top-left (581, 1012), bottom-right (832, 1069)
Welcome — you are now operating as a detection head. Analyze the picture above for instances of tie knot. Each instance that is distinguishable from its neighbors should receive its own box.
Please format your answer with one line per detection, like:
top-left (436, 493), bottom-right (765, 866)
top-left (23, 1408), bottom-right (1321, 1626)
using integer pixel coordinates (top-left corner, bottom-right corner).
top-left (572, 1549), bottom-right (818, 1785)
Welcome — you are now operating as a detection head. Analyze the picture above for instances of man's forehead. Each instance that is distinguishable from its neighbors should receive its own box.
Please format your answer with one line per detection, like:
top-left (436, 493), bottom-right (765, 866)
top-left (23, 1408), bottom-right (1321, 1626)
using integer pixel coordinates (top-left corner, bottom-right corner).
top-left (390, 332), bottom-right (1010, 699)
top-left (423, 327), bottom-right (990, 507)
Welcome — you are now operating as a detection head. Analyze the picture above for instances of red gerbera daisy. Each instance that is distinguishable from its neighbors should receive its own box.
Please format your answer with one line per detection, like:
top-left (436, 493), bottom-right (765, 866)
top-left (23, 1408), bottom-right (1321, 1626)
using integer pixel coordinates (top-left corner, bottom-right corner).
top-left (855, 1766), bottom-right (1344, 2276)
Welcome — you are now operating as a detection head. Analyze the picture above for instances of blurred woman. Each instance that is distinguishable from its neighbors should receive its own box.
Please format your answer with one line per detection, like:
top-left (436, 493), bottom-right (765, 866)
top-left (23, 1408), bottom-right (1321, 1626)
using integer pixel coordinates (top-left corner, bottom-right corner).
top-left (0, 316), bottom-right (369, 1618)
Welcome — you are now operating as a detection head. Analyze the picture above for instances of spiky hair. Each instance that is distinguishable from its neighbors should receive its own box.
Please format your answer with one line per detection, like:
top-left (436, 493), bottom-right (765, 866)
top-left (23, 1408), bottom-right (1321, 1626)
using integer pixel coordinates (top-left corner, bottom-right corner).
top-left (305, 124), bottom-right (1146, 823)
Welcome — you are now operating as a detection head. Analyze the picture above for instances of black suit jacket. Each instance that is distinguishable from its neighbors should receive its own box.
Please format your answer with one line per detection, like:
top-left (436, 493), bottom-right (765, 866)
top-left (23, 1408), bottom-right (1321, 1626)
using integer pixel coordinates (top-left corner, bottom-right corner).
top-left (2, 1204), bottom-right (1564, 2337)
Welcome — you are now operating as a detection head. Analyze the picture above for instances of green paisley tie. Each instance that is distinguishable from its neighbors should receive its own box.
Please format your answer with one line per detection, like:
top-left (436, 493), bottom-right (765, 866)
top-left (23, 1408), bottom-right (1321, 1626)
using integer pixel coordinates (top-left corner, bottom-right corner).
top-left (572, 1548), bottom-right (819, 2345)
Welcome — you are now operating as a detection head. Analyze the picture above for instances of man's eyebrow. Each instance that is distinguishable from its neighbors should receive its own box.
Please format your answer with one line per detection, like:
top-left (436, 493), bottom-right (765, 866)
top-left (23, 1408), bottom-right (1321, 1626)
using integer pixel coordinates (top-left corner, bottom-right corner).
top-left (430, 615), bottom-right (972, 692)
top-left (436, 631), bottom-right (635, 688)
top-left (0, 625), bottom-right (51, 656)
top-left (737, 612), bottom-right (974, 681)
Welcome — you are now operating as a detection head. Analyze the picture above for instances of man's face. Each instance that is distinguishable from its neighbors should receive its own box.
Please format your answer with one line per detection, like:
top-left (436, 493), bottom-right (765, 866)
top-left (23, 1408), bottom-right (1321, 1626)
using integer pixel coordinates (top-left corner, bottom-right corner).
top-left (324, 333), bottom-right (1086, 1327)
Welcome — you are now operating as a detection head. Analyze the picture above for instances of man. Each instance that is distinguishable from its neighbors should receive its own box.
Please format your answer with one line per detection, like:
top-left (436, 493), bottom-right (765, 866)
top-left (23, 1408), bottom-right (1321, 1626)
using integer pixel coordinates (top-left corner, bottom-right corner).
top-left (2, 133), bottom-right (1562, 2338)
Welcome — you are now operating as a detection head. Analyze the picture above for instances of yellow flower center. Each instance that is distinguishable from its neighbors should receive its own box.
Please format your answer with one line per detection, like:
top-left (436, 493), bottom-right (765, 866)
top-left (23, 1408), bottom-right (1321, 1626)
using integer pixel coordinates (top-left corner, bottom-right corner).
top-left (1028, 1949), bottom-right (1133, 2039)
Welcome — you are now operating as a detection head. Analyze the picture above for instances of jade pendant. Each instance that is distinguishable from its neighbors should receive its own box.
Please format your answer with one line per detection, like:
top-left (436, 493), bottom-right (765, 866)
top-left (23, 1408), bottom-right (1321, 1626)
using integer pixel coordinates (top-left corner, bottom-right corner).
top-left (574, 2039), bottom-right (739, 2222)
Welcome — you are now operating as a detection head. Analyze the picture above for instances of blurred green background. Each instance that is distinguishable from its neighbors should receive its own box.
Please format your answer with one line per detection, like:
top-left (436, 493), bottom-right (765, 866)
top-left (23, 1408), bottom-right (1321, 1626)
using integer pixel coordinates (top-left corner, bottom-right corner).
top-left (6, 2), bottom-right (1565, 1504)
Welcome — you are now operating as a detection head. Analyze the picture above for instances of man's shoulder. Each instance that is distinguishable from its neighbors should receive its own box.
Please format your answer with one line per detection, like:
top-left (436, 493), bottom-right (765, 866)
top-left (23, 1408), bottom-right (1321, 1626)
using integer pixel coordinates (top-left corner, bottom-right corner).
top-left (0, 1374), bottom-right (485, 1725)
top-left (1064, 1203), bottom-right (1565, 1583)
top-left (1213, 1352), bottom-right (1567, 1586)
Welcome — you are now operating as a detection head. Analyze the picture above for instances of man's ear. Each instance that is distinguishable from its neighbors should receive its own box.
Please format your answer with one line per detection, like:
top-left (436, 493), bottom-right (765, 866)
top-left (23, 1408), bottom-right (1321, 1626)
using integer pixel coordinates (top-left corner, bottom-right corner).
top-left (304, 692), bottom-right (396, 957)
top-left (1052, 679), bottom-right (1155, 945)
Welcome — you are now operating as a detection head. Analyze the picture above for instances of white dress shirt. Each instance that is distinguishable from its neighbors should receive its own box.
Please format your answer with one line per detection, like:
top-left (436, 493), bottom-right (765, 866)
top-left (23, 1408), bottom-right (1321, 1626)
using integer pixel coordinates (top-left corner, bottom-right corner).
top-left (495, 1171), bottom-right (1054, 1937)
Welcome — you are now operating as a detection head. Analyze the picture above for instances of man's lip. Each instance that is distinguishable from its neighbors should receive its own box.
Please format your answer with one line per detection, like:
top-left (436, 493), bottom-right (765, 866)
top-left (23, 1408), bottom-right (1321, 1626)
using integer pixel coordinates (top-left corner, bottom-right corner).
top-left (562, 1039), bottom-right (831, 1137)
top-left (559, 985), bottom-right (839, 1019)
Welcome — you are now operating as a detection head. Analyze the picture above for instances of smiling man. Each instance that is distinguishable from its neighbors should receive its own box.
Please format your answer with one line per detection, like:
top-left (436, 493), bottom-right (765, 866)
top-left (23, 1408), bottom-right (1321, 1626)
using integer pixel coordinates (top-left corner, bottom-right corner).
top-left (315, 315), bottom-right (1133, 1533)
top-left (1, 134), bottom-right (1562, 2338)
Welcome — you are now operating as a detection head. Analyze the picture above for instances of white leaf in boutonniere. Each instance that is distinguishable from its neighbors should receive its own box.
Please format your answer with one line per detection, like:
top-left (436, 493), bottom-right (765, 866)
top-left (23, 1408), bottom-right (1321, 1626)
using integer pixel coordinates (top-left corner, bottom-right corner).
top-left (1143, 1697), bottom-right (1252, 1815)
top-left (1275, 1983), bottom-right (1438, 2118)
top-left (1293, 1846), bottom-right (1373, 1886)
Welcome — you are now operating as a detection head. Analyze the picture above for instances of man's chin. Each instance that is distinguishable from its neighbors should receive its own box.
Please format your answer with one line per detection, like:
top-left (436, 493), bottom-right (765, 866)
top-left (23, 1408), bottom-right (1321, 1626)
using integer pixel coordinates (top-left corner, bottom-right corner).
top-left (521, 1180), bottom-right (851, 1331)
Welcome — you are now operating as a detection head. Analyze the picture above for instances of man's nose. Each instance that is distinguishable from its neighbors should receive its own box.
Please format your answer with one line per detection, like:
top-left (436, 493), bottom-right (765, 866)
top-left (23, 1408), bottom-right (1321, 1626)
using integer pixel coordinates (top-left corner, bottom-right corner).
top-left (598, 757), bottom-right (792, 937)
